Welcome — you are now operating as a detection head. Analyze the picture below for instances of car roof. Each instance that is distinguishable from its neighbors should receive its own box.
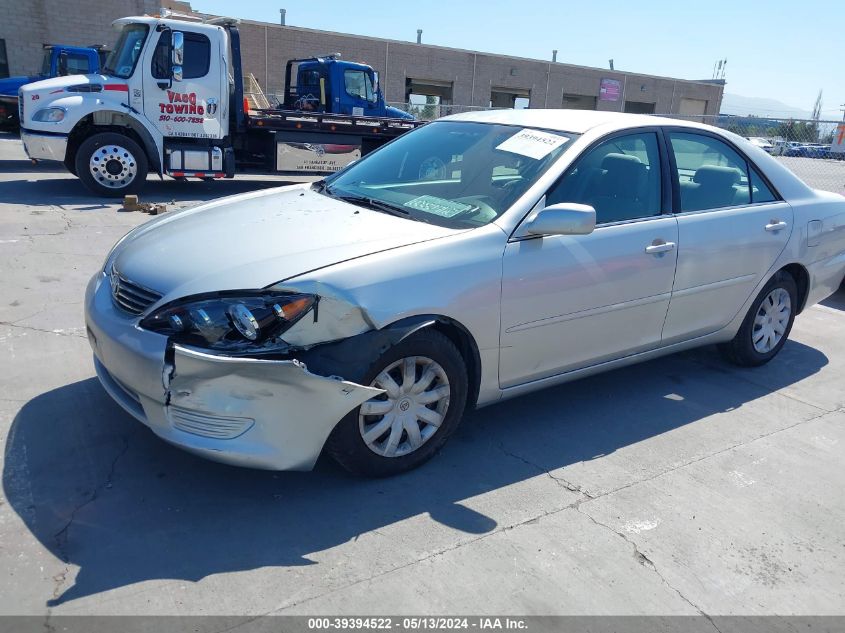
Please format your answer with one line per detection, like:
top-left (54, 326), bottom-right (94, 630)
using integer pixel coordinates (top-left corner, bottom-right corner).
top-left (440, 108), bottom-right (697, 134)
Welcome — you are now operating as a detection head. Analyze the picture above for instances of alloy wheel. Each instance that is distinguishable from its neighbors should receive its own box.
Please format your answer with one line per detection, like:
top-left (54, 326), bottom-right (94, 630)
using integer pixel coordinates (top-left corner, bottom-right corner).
top-left (89, 145), bottom-right (138, 189)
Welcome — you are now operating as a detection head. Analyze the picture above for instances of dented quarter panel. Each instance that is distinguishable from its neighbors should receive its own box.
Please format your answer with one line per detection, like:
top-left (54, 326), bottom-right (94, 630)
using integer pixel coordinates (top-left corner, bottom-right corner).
top-left (167, 346), bottom-right (383, 470)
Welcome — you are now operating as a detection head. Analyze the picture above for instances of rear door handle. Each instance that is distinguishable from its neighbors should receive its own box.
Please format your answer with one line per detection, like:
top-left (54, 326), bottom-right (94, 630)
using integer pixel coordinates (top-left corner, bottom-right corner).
top-left (645, 241), bottom-right (676, 254)
top-left (765, 220), bottom-right (787, 232)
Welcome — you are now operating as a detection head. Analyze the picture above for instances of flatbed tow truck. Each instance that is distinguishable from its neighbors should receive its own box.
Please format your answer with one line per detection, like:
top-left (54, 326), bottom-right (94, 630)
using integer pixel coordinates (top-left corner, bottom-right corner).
top-left (17, 12), bottom-right (421, 196)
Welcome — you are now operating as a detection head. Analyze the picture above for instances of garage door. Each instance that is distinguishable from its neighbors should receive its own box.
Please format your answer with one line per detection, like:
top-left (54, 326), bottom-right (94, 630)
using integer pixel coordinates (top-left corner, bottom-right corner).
top-left (679, 98), bottom-right (708, 116)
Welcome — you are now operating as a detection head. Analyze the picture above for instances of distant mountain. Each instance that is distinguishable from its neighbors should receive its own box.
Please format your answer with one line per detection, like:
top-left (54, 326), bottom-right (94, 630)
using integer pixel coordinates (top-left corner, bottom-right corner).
top-left (720, 93), bottom-right (811, 119)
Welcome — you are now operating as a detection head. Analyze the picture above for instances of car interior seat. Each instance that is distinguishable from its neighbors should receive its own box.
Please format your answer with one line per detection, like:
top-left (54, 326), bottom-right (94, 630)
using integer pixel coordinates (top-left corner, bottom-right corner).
top-left (682, 165), bottom-right (741, 211)
top-left (587, 153), bottom-right (647, 223)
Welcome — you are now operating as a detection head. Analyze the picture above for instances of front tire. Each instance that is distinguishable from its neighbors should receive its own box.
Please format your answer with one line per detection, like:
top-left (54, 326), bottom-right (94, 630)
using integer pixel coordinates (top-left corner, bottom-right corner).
top-left (75, 132), bottom-right (148, 197)
top-left (328, 329), bottom-right (468, 477)
top-left (719, 271), bottom-right (798, 367)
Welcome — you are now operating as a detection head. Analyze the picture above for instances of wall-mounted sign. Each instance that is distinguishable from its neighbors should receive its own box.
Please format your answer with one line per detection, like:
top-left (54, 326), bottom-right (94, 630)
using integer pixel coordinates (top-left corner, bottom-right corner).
top-left (599, 78), bottom-right (622, 102)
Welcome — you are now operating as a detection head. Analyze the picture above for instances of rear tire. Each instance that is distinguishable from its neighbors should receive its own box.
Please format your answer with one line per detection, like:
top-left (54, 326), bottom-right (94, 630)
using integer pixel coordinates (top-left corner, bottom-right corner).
top-left (328, 329), bottom-right (468, 477)
top-left (719, 271), bottom-right (797, 367)
top-left (75, 132), bottom-right (148, 197)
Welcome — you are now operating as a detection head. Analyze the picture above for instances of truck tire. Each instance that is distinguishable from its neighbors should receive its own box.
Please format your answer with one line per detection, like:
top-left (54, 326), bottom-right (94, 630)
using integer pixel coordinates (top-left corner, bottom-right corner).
top-left (75, 133), bottom-right (148, 197)
top-left (327, 329), bottom-right (468, 477)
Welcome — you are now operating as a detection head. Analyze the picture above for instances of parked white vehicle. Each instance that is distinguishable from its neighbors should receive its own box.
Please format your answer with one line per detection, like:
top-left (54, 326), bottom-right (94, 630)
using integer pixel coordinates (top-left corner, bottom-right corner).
top-left (747, 136), bottom-right (775, 153)
top-left (85, 110), bottom-right (845, 476)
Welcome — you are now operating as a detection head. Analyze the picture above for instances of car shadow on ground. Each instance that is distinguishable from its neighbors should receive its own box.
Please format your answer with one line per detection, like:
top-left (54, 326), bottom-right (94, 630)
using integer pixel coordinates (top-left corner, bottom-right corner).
top-left (820, 285), bottom-right (845, 310)
top-left (2, 341), bottom-right (828, 606)
top-left (0, 171), bottom-right (292, 206)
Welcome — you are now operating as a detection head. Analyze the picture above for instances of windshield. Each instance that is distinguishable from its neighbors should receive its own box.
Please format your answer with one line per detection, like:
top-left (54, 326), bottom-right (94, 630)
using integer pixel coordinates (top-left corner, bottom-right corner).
top-left (103, 24), bottom-right (149, 78)
top-left (40, 50), bottom-right (52, 76)
top-left (323, 121), bottom-right (574, 228)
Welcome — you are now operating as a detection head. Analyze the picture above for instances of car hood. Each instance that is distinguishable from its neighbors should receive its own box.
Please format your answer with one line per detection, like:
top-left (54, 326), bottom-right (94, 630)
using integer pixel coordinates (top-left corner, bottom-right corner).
top-left (110, 184), bottom-right (460, 302)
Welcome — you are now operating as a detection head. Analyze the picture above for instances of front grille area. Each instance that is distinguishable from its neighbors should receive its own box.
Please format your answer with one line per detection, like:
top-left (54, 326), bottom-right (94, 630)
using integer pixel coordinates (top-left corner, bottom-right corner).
top-left (168, 407), bottom-right (255, 440)
top-left (110, 268), bottom-right (163, 315)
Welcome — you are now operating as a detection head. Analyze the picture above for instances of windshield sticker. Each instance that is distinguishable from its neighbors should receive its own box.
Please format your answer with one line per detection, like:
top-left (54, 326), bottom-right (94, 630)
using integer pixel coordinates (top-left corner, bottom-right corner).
top-left (496, 128), bottom-right (568, 160)
top-left (404, 195), bottom-right (474, 218)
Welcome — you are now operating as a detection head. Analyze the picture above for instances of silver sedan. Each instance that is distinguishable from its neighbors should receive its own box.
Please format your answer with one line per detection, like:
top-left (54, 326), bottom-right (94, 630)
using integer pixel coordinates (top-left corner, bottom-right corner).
top-left (85, 110), bottom-right (845, 476)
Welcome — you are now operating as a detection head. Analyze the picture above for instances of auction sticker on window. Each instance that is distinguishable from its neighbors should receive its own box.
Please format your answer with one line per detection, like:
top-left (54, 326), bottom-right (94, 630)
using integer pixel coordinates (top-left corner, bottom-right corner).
top-left (496, 128), bottom-right (568, 160)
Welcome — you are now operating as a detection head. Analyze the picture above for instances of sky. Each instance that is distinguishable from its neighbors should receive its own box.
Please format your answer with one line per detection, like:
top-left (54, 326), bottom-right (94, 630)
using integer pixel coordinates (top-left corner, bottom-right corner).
top-left (194, 0), bottom-right (845, 119)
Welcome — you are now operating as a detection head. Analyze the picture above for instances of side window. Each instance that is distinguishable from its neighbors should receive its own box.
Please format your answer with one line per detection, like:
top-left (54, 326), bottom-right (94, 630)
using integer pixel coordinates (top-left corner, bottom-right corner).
top-left (344, 70), bottom-right (376, 103)
top-left (749, 167), bottom-right (777, 203)
top-left (65, 54), bottom-right (90, 75)
top-left (669, 132), bottom-right (751, 211)
top-left (151, 32), bottom-right (210, 79)
top-left (151, 35), bottom-right (170, 79)
top-left (546, 132), bottom-right (662, 224)
top-left (182, 34), bottom-right (210, 79)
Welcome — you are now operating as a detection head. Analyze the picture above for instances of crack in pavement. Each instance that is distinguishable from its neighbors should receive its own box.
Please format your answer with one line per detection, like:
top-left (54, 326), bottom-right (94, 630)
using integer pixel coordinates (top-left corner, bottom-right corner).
top-left (0, 321), bottom-right (87, 339)
top-left (48, 433), bottom-right (131, 606)
top-left (574, 504), bottom-right (722, 631)
top-left (497, 442), bottom-right (594, 502)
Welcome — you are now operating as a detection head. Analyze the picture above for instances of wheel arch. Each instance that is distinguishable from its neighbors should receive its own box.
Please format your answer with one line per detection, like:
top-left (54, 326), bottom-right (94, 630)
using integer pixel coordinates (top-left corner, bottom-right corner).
top-left (293, 313), bottom-right (483, 412)
top-left (778, 262), bottom-right (810, 314)
top-left (66, 112), bottom-right (162, 176)
top-left (387, 314), bottom-right (483, 411)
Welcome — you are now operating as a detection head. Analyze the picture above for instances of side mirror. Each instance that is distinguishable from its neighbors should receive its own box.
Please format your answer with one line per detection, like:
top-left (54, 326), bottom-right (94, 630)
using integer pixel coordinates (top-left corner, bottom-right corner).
top-left (372, 71), bottom-right (380, 96)
top-left (172, 31), bottom-right (184, 66)
top-left (57, 52), bottom-right (68, 76)
top-left (524, 203), bottom-right (596, 236)
top-left (172, 65), bottom-right (183, 82)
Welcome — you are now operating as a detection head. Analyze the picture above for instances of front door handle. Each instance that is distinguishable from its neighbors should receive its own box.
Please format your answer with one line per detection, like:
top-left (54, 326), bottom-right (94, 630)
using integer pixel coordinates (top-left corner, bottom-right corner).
top-left (765, 220), bottom-right (787, 232)
top-left (645, 240), bottom-right (676, 255)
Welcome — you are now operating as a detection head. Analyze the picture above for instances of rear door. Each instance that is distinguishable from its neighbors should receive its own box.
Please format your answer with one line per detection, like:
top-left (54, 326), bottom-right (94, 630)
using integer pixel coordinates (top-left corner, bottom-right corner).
top-left (660, 130), bottom-right (793, 343)
top-left (143, 27), bottom-right (223, 140)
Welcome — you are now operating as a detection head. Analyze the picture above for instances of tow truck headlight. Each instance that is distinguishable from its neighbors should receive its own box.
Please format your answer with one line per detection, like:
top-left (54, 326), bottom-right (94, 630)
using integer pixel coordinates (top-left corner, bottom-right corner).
top-left (140, 292), bottom-right (317, 353)
top-left (32, 107), bottom-right (66, 123)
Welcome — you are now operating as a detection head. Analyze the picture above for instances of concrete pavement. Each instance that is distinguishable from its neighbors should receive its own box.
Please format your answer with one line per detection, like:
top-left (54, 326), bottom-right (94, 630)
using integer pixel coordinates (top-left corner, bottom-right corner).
top-left (1, 132), bottom-right (843, 617)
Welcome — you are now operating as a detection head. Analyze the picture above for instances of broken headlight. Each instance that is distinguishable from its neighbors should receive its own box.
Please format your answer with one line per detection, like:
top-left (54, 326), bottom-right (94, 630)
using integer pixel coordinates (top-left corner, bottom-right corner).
top-left (140, 292), bottom-right (317, 353)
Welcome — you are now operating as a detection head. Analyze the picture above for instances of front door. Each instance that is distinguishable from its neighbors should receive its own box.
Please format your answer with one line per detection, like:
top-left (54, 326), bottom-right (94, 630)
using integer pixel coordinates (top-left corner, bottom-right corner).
top-left (142, 27), bottom-right (223, 140)
top-left (339, 68), bottom-right (380, 117)
top-left (499, 130), bottom-right (678, 388)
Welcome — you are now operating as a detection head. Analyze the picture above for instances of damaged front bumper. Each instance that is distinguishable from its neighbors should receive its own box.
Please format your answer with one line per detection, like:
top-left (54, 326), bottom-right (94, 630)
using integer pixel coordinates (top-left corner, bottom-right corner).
top-left (84, 273), bottom-right (381, 470)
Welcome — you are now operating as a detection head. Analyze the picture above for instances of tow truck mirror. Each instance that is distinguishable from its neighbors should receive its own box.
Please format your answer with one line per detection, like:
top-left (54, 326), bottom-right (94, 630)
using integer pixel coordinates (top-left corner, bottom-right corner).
top-left (172, 31), bottom-right (184, 67)
top-left (372, 71), bottom-right (379, 95)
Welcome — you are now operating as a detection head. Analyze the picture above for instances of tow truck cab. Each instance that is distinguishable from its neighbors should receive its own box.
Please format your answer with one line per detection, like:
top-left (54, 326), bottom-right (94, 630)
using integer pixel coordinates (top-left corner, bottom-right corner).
top-left (18, 15), bottom-right (419, 197)
top-left (283, 55), bottom-right (412, 120)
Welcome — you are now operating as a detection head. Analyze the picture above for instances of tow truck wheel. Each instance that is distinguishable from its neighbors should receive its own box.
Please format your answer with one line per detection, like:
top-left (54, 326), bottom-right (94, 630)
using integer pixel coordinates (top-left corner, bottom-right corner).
top-left (75, 133), bottom-right (148, 197)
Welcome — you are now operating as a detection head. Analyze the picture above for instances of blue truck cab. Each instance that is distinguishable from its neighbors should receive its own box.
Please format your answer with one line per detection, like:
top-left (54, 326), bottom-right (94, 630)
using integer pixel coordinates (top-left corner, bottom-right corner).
top-left (0, 44), bottom-right (105, 128)
top-left (282, 55), bottom-right (413, 120)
